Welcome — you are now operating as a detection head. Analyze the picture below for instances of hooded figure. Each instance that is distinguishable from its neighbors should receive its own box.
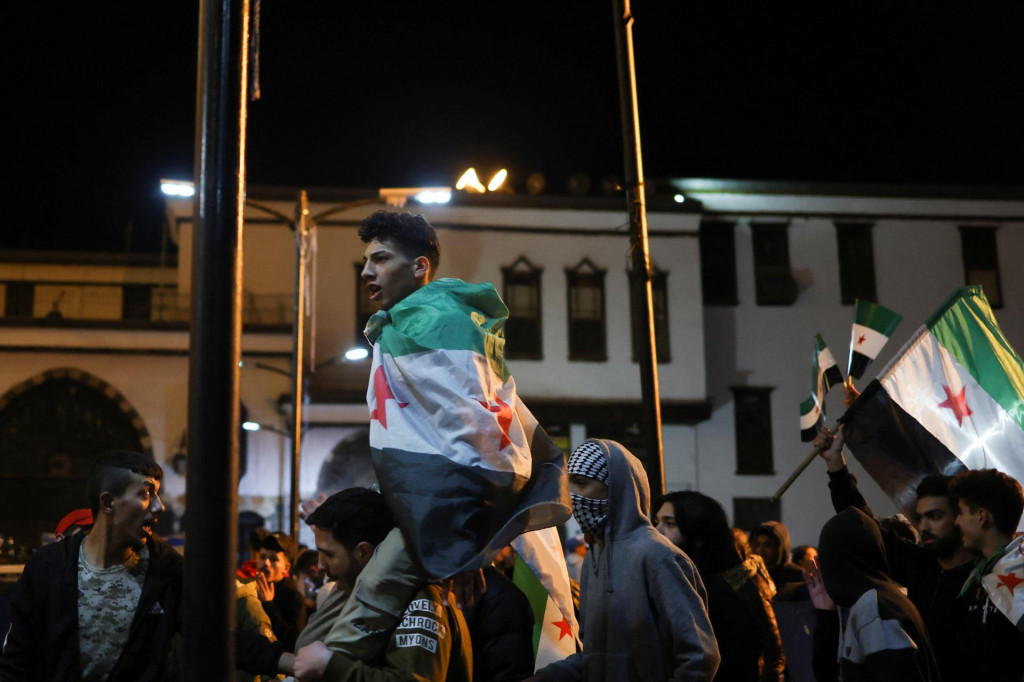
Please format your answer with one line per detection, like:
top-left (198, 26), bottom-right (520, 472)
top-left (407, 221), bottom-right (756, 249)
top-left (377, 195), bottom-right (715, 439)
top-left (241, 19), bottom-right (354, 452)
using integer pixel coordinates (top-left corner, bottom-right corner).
top-left (818, 507), bottom-right (939, 682)
top-left (750, 521), bottom-right (806, 600)
top-left (538, 439), bottom-right (720, 681)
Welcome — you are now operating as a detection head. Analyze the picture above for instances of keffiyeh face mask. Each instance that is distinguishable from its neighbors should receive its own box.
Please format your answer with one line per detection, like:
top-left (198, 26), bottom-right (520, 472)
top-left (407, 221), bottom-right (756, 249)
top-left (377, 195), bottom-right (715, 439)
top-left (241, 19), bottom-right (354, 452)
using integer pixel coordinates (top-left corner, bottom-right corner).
top-left (568, 441), bottom-right (611, 537)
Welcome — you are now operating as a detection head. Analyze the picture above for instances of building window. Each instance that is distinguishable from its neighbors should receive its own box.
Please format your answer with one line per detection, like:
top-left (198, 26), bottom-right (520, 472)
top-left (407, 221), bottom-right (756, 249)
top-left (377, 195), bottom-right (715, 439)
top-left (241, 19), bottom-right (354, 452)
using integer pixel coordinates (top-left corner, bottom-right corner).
top-left (354, 263), bottom-right (376, 349)
top-left (122, 285), bottom-right (153, 321)
top-left (3, 282), bottom-right (33, 318)
top-left (733, 497), bottom-right (782, 533)
top-left (960, 226), bottom-right (1002, 308)
top-left (732, 386), bottom-right (774, 474)
top-left (751, 223), bottom-right (797, 306)
top-left (699, 220), bottom-right (738, 305)
top-left (835, 222), bottom-right (877, 305)
top-left (566, 258), bottom-right (607, 361)
top-left (628, 264), bottom-right (671, 362)
top-left (502, 256), bottom-right (543, 359)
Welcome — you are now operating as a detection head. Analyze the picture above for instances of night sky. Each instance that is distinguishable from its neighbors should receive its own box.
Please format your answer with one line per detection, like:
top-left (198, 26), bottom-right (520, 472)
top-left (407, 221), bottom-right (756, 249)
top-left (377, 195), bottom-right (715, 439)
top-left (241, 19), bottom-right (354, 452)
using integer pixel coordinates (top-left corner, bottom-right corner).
top-left (4, 3), bottom-right (1023, 252)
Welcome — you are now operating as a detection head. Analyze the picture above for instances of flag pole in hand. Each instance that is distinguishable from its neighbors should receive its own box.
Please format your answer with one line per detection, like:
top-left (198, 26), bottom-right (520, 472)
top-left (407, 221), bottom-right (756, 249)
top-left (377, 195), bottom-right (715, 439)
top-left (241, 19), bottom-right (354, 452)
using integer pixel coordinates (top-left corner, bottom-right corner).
top-left (770, 426), bottom-right (834, 503)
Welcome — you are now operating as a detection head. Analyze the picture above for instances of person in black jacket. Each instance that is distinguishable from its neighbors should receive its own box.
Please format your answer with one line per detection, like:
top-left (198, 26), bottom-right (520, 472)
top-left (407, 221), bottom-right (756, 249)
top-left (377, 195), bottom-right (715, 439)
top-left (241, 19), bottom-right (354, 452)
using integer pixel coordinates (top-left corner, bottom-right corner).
top-left (813, 425), bottom-right (974, 681)
top-left (0, 450), bottom-right (181, 681)
top-left (462, 562), bottom-right (536, 682)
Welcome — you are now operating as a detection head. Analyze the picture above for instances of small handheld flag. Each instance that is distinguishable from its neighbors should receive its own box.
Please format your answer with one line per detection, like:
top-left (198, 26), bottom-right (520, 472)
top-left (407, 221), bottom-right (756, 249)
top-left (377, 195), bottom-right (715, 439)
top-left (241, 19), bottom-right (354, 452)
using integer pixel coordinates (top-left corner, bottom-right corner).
top-left (800, 334), bottom-right (842, 442)
top-left (814, 334), bottom-right (844, 396)
top-left (799, 395), bottom-right (822, 442)
top-left (848, 300), bottom-right (903, 380)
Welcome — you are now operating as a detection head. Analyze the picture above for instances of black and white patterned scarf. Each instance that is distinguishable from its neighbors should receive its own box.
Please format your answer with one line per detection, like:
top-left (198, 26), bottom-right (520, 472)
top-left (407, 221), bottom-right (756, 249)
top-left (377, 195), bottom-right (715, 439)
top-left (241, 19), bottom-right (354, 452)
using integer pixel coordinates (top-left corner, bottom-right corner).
top-left (568, 441), bottom-right (610, 537)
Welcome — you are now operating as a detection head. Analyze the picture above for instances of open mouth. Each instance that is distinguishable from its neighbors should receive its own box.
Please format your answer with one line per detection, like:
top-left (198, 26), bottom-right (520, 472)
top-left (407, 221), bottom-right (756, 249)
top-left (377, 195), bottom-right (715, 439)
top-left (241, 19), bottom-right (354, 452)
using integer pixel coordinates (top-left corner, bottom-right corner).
top-left (367, 284), bottom-right (382, 302)
top-left (141, 518), bottom-right (157, 535)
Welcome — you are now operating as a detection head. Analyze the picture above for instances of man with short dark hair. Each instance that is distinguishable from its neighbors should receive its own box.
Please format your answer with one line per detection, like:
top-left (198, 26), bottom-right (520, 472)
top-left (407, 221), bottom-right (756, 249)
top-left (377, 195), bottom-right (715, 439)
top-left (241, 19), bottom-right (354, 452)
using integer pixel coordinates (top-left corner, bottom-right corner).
top-left (0, 451), bottom-right (181, 681)
top-left (815, 425), bottom-right (974, 680)
top-left (949, 468), bottom-right (1024, 682)
top-left (256, 531), bottom-right (307, 652)
top-left (290, 488), bottom-right (472, 681)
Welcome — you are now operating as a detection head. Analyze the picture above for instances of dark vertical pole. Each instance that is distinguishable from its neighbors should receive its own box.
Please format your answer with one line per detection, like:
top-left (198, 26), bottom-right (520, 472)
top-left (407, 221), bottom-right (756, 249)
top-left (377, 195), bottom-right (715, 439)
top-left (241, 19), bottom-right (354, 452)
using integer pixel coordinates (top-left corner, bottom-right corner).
top-left (612, 0), bottom-right (665, 496)
top-left (290, 191), bottom-right (308, 541)
top-left (185, 0), bottom-right (250, 677)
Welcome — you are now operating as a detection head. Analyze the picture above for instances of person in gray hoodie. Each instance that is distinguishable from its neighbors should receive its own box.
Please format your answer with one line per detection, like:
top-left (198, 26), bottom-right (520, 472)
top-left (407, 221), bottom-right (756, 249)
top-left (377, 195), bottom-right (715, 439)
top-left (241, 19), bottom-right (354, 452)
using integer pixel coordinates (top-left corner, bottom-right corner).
top-left (534, 439), bottom-right (720, 681)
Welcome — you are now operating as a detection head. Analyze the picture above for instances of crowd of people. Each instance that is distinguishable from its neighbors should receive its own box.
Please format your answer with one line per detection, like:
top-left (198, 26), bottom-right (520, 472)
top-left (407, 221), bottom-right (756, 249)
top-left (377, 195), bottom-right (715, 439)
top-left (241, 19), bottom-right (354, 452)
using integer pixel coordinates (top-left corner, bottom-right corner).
top-left (2, 210), bottom-right (1023, 681)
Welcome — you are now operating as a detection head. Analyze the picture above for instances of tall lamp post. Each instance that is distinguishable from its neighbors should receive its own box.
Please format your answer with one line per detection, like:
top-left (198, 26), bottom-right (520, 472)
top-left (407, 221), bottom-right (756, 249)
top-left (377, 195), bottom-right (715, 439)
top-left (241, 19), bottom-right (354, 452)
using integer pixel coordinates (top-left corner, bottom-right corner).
top-left (245, 193), bottom-right (379, 540)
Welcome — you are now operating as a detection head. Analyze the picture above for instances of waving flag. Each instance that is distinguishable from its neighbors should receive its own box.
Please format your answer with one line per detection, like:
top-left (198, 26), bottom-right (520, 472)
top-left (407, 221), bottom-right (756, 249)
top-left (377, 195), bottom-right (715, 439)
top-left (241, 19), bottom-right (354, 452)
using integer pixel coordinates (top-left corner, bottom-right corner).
top-left (840, 287), bottom-right (1024, 530)
top-left (799, 395), bottom-right (823, 442)
top-left (800, 334), bottom-right (842, 441)
top-left (512, 528), bottom-right (580, 669)
top-left (365, 278), bottom-right (571, 579)
top-left (848, 300), bottom-right (903, 379)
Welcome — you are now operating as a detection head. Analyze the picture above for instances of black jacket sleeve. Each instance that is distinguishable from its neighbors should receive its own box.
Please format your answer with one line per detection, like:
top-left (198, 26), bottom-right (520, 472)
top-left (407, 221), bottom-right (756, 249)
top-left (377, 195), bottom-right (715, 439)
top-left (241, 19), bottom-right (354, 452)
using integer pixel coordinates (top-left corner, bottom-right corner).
top-left (827, 466), bottom-right (876, 518)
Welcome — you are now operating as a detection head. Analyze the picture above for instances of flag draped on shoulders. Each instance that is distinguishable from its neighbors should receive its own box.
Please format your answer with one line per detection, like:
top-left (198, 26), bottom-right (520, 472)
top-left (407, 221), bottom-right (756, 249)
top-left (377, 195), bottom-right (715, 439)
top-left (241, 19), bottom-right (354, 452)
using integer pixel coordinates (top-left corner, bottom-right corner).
top-left (364, 278), bottom-right (572, 579)
top-left (841, 287), bottom-right (1024, 529)
top-left (977, 537), bottom-right (1024, 631)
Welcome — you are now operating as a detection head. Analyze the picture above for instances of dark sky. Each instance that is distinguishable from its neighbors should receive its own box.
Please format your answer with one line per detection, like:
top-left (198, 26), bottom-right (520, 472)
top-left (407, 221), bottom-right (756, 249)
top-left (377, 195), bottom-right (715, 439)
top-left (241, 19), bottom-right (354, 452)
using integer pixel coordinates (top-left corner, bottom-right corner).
top-left (4, 3), bottom-right (1023, 252)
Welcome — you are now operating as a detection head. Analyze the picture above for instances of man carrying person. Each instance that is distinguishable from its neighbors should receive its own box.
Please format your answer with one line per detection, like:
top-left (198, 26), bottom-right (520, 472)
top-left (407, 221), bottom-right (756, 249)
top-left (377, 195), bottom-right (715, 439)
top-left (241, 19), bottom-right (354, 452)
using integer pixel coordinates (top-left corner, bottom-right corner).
top-left (289, 487), bottom-right (472, 681)
top-left (312, 210), bottom-right (569, 666)
top-left (814, 425), bottom-right (974, 680)
top-left (949, 468), bottom-right (1024, 682)
top-left (533, 439), bottom-right (720, 681)
top-left (0, 450), bottom-right (181, 680)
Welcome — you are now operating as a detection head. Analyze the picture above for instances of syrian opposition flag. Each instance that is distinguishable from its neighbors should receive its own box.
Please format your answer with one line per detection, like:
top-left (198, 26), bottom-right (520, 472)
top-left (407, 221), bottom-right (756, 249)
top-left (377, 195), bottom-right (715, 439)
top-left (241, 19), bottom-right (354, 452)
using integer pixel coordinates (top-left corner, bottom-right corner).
top-left (977, 537), bottom-right (1024, 631)
top-left (364, 278), bottom-right (571, 579)
top-left (840, 287), bottom-right (1024, 530)
top-left (512, 528), bottom-right (580, 669)
top-left (799, 395), bottom-right (823, 442)
top-left (848, 299), bottom-right (903, 379)
top-left (800, 334), bottom-right (842, 442)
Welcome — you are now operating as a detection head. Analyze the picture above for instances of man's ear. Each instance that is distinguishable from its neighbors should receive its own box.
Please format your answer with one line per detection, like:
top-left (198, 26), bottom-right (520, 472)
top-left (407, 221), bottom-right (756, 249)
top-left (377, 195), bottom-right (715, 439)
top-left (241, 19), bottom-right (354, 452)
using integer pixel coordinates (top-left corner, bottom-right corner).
top-left (413, 255), bottom-right (430, 281)
top-left (99, 491), bottom-right (116, 515)
top-left (354, 541), bottom-right (375, 567)
top-left (978, 507), bottom-right (993, 530)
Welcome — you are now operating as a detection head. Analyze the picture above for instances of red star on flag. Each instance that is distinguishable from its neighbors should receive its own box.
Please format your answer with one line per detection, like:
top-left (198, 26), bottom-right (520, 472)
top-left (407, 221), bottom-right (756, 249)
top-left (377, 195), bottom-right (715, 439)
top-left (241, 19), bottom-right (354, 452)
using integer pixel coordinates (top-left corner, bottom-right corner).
top-left (938, 384), bottom-right (973, 427)
top-left (857, 334), bottom-right (867, 345)
top-left (996, 572), bottom-right (1024, 596)
top-left (551, 616), bottom-right (573, 641)
top-left (477, 396), bottom-right (513, 449)
top-left (370, 366), bottom-right (408, 429)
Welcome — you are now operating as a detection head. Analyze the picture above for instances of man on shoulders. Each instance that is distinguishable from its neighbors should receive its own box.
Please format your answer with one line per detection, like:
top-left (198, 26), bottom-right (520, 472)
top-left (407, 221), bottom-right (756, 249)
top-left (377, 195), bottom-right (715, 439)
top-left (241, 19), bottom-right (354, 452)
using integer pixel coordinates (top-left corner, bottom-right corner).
top-left (1, 450), bottom-right (181, 681)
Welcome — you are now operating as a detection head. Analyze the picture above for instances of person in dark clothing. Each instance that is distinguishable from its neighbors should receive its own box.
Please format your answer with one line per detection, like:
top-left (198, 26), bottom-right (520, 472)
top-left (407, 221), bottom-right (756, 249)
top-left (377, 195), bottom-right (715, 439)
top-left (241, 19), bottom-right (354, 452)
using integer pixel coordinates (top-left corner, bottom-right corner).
top-left (750, 521), bottom-right (806, 601)
top-left (814, 425), bottom-right (974, 681)
top-left (0, 451), bottom-right (179, 681)
top-left (656, 490), bottom-right (785, 682)
top-left (462, 563), bottom-right (536, 682)
top-left (818, 507), bottom-right (939, 682)
top-left (949, 468), bottom-right (1024, 682)
top-left (256, 531), bottom-right (308, 652)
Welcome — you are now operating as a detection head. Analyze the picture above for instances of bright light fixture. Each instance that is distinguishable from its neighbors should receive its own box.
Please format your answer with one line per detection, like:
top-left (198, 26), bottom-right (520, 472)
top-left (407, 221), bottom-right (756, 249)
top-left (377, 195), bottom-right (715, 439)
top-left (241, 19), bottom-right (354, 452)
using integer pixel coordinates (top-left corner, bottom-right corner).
top-left (487, 169), bottom-right (508, 192)
top-left (455, 168), bottom-right (486, 193)
top-left (673, 194), bottom-right (686, 203)
top-left (161, 179), bottom-right (195, 197)
top-left (242, 421), bottom-right (261, 431)
top-left (415, 190), bottom-right (452, 204)
top-left (344, 347), bottom-right (370, 361)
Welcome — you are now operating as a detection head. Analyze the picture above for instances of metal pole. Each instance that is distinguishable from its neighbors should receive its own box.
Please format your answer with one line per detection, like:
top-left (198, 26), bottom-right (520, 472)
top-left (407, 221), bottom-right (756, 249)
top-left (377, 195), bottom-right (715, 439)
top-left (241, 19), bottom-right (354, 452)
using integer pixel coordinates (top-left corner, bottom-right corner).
top-left (289, 190), bottom-right (309, 541)
top-left (184, 0), bottom-right (249, 677)
top-left (612, 0), bottom-right (665, 495)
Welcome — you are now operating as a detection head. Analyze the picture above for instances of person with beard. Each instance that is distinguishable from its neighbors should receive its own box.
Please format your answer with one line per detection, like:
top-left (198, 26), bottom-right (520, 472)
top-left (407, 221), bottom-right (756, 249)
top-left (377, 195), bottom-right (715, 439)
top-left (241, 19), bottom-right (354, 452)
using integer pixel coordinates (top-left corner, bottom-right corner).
top-left (813, 425), bottom-right (974, 681)
top-left (816, 507), bottom-right (940, 681)
top-left (533, 439), bottom-right (720, 681)
top-left (0, 451), bottom-right (181, 681)
top-left (255, 531), bottom-right (307, 652)
top-left (655, 491), bottom-right (785, 682)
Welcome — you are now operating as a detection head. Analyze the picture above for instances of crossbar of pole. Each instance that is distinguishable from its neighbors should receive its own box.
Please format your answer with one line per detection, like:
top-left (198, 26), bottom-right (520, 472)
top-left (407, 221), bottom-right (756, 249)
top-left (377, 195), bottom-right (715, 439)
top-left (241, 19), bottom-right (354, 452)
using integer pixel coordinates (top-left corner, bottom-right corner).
top-left (613, 0), bottom-right (665, 495)
top-left (184, 0), bottom-right (250, 677)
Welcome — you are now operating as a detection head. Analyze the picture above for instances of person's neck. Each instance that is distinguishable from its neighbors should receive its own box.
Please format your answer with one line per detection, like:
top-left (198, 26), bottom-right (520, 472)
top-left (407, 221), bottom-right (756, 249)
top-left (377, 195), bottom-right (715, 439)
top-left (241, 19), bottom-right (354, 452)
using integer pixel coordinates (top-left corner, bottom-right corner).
top-left (980, 531), bottom-right (1013, 560)
top-left (82, 525), bottom-right (138, 569)
top-left (937, 545), bottom-right (974, 570)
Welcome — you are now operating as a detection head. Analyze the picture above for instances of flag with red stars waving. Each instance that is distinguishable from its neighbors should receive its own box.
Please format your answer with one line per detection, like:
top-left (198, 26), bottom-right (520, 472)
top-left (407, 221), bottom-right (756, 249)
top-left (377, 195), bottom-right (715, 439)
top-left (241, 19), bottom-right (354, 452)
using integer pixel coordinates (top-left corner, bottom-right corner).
top-left (364, 278), bottom-right (571, 580)
top-left (840, 287), bottom-right (1024, 530)
top-left (982, 536), bottom-right (1024, 631)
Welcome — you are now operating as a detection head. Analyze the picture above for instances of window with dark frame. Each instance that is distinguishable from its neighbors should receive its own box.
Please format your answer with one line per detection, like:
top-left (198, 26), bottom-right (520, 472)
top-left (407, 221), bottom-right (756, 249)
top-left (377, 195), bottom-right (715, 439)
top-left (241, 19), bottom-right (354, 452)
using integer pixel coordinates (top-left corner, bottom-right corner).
top-left (733, 497), bottom-right (782, 533)
top-left (3, 282), bottom-right (33, 318)
top-left (122, 284), bottom-right (153, 321)
top-left (354, 263), bottom-right (377, 349)
top-left (732, 386), bottom-right (774, 475)
top-left (628, 265), bottom-right (671, 363)
top-left (566, 258), bottom-right (607, 361)
top-left (502, 256), bottom-right (543, 360)
top-left (699, 220), bottom-right (738, 306)
top-left (751, 222), bottom-right (798, 306)
top-left (960, 226), bottom-right (1003, 308)
top-left (835, 222), bottom-right (877, 305)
